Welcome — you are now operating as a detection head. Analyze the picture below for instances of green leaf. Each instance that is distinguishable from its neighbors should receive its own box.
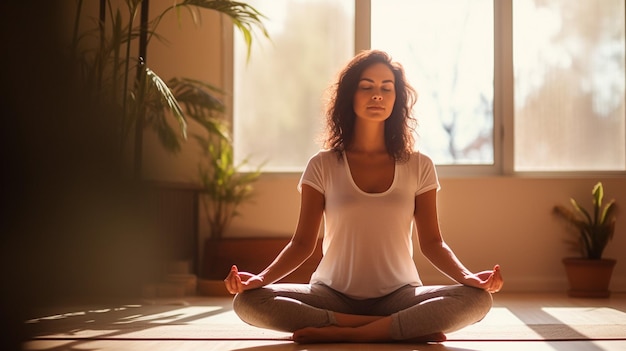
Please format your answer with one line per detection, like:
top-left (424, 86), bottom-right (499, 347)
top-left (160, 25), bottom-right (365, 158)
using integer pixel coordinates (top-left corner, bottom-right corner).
top-left (169, 77), bottom-right (228, 140)
top-left (570, 198), bottom-right (592, 225)
top-left (164, 0), bottom-right (269, 61)
top-left (593, 182), bottom-right (604, 208)
top-left (600, 199), bottom-right (616, 225)
top-left (553, 182), bottom-right (618, 259)
top-left (144, 67), bottom-right (187, 140)
top-left (70, 0), bottom-right (269, 177)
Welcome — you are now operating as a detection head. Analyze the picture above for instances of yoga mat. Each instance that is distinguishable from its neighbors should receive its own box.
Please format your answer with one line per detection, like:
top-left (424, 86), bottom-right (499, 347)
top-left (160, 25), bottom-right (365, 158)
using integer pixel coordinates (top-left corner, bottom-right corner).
top-left (26, 297), bottom-right (626, 342)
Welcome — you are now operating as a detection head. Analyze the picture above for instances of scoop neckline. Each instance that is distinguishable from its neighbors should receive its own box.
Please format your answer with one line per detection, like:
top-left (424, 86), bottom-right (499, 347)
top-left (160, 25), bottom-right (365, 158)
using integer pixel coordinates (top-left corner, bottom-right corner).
top-left (342, 152), bottom-right (396, 196)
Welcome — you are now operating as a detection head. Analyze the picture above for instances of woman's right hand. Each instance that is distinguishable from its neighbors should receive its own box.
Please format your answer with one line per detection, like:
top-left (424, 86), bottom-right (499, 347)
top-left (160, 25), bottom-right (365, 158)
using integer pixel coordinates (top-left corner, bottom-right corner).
top-left (224, 265), bottom-right (264, 294)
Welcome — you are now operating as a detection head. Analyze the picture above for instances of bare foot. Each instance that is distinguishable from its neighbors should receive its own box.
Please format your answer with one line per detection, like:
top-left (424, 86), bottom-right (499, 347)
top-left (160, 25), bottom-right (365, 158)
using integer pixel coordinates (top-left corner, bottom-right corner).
top-left (292, 326), bottom-right (355, 344)
top-left (404, 332), bottom-right (447, 343)
top-left (334, 312), bottom-right (383, 327)
top-left (292, 326), bottom-right (447, 344)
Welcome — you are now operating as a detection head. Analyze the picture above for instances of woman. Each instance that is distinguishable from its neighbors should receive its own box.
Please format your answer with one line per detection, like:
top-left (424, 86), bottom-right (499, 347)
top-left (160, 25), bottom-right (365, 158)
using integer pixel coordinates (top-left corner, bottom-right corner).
top-left (224, 50), bottom-right (503, 344)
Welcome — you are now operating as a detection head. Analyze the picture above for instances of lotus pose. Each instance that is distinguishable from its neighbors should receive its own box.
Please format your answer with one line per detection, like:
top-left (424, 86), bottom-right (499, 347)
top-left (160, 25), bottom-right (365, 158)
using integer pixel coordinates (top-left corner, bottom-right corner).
top-left (224, 50), bottom-right (503, 344)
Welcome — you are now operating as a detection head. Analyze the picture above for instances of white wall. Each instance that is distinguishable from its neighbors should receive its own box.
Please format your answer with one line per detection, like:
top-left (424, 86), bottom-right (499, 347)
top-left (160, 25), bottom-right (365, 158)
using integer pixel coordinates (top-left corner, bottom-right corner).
top-left (141, 1), bottom-right (626, 294)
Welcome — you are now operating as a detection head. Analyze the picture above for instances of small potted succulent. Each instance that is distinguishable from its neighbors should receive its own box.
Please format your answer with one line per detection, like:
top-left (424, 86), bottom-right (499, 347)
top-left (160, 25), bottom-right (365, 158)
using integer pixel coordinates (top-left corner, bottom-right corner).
top-left (553, 182), bottom-right (618, 298)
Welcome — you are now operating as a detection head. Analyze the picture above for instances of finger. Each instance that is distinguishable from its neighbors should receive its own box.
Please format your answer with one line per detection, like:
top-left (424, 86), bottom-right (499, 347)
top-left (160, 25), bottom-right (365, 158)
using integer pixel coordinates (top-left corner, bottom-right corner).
top-left (491, 281), bottom-right (500, 293)
top-left (486, 275), bottom-right (496, 292)
top-left (234, 271), bottom-right (243, 293)
top-left (481, 273), bottom-right (498, 293)
top-left (490, 266), bottom-right (503, 292)
top-left (224, 267), bottom-right (234, 289)
top-left (232, 265), bottom-right (245, 293)
top-left (224, 275), bottom-right (235, 294)
top-left (224, 265), bottom-right (240, 294)
top-left (493, 265), bottom-right (503, 287)
top-left (493, 278), bottom-right (502, 291)
top-left (230, 265), bottom-right (239, 280)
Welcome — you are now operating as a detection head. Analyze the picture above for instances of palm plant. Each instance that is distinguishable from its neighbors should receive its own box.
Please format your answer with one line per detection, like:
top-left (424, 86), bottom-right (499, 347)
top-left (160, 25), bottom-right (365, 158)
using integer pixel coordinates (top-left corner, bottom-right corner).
top-left (195, 129), bottom-right (263, 239)
top-left (70, 0), bottom-right (267, 177)
top-left (553, 182), bottom-right (617, 259)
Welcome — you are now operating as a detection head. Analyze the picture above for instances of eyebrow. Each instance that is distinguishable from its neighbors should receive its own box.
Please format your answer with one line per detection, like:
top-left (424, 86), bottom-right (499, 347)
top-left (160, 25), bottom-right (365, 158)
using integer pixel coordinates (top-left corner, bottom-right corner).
top-left (359, 78), bottom-right (395, 84)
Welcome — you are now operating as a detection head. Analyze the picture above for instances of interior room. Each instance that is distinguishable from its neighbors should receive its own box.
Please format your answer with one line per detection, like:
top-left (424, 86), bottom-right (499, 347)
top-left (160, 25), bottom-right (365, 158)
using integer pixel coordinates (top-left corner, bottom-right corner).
top-left (2, 1), bottom-right (625, 350)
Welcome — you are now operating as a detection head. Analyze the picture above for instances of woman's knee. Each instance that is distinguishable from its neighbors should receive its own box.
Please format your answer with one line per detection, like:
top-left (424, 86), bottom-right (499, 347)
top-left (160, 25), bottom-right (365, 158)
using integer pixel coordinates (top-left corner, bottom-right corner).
top-left (232, 287), bottom-right (330, 332)
top-left (463, 286), bottom-right (493, 319)
top-left (232, 288), bottom-right (270, 319)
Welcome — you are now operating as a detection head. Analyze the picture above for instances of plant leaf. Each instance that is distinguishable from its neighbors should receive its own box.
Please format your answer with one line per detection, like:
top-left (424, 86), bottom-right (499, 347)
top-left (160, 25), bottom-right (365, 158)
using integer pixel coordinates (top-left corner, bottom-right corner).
top-left (144, 67), bottom-right (187, 139)
top-left (169, 77), bottom-right (228, 140)
top-left (553, 182), bottom-right (618, 259)
top-left (165, 0), bottom-right (269, 61)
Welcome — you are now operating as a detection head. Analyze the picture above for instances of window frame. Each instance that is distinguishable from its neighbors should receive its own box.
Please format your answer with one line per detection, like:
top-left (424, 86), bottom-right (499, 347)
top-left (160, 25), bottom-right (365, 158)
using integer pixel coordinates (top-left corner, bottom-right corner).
top-left (225, 0), bottom-right (626, 177)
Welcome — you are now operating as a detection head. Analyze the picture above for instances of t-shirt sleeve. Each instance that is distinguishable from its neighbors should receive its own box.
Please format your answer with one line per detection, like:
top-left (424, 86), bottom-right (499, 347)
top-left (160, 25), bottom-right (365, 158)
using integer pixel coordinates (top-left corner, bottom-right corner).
top-left (298, 152), bottom-right (325, 194)
top-left (415, 152), bottom-right (440, 196)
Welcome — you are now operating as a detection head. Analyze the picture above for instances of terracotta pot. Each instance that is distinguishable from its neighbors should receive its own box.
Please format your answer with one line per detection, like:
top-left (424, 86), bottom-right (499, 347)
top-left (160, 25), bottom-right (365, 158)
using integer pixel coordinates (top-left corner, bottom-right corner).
top-left (562, 257), bottom-right (617, 298)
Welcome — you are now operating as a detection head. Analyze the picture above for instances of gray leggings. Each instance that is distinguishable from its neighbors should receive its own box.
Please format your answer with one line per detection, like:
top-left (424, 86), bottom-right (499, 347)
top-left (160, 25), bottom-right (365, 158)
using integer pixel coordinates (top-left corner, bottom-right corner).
top-left (233, 283), bottom-right (492, 340)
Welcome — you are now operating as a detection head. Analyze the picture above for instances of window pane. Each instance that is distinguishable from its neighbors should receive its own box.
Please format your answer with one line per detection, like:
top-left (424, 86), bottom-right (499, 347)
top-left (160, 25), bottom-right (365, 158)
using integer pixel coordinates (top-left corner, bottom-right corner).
top-left (371, 0), bottom-right (494, 165)
top-left (234, 0), bottom-right (354, 172)
top-left (513, 0), bottom-right (626, 172)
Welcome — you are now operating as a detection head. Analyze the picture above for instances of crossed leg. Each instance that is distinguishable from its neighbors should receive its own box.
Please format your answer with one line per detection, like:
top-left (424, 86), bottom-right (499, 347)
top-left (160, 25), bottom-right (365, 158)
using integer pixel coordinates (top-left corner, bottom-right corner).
top-left (233, 283), bottom-right (491, 344)
top-left (292, 314), bottom-right (447, 344)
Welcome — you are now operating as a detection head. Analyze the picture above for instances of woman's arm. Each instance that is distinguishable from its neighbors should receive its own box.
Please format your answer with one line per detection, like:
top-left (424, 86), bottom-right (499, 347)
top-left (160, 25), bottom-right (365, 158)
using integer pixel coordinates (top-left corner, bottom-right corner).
top-left (414, 189), bottom-right (503, 293)
top-left (224, 184), bottom-right (325, 294)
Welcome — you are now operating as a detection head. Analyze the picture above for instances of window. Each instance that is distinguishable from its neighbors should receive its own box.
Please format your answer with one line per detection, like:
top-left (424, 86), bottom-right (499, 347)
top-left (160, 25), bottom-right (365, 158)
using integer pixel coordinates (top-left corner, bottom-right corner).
top-left (233, 0), bottom-right (354, 172)
top-left (371, 0), bottom-right (494, 166)
top-left (513, 0), bottom-right (625, 172)
top-left (233, 0), bottom-right (625, 174)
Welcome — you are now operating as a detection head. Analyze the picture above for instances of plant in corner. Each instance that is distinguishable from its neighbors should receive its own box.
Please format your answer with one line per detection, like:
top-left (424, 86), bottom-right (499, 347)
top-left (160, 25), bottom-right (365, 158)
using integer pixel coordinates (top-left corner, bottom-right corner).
top-left (553, 182), bottom-right (618, 298)
top-left (195, 121), bottom-right (263, 281)
top-left (70, 0), bottom-right (267, 178)
top-left (70, 1), bottom-right (269, 295)
top-left (195, 128), bottom-right (263, 242)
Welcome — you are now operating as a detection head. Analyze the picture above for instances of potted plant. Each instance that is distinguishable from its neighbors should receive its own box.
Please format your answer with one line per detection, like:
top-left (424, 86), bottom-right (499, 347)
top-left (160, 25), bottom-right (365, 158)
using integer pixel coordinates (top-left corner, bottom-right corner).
top-left (196, 131), bottom-right (263, 243)
top-left (553, 182), bottom-right (618, 298)
top-left (69, 0), bottom-right (268, 296)
top-left (195, 120), bottom-right (263, 269)
top-left (195, 123), bottom-right (263, 294)
top-left (70, 0), bottom-right (267, 177)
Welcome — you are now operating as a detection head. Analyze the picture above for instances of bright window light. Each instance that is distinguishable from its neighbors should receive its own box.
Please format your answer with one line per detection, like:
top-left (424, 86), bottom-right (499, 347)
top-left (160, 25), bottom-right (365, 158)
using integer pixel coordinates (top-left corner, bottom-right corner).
top-left (513, 0), bottom-right (626, 172)
top-left (233, 0), bottom-right (354, 172)
top-left (371, 0), bottom-right (495, 165)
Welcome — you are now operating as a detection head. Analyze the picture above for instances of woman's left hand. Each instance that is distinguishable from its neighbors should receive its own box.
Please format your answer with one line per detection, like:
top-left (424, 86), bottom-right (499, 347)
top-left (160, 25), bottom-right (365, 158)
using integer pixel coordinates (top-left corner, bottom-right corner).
top-left (464, 264), bottom-right (504, 293)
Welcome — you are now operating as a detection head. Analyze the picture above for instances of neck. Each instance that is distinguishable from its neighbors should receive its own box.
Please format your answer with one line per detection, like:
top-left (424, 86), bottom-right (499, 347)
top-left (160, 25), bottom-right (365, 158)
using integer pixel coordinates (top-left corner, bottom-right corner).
top-left (348, 120), bottom-right (386, 153)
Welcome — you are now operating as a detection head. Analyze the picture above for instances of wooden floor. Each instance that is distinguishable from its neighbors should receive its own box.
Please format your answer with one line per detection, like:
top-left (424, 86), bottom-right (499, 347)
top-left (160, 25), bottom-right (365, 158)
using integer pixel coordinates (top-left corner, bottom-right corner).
top-left (22, 293), bottom-right (626, 351)
top-left (22, 339), bottom-right (626, 351)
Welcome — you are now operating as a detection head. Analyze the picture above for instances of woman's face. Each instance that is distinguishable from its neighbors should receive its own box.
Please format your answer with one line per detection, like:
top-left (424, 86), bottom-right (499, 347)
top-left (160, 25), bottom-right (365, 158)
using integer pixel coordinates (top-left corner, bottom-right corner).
top-left (353, 62), bottom-right (396, 122)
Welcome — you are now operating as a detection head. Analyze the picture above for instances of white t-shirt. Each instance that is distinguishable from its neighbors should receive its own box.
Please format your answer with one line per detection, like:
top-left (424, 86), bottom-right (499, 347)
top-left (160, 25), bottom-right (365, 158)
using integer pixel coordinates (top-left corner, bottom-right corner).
top-left (298, 150), bottom-right (440, 299)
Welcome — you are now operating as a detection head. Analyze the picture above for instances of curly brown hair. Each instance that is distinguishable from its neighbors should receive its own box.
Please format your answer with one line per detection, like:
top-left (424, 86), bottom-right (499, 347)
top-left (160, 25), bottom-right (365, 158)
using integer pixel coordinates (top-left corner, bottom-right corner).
top-left (324, 50), bottom-right (418, 162)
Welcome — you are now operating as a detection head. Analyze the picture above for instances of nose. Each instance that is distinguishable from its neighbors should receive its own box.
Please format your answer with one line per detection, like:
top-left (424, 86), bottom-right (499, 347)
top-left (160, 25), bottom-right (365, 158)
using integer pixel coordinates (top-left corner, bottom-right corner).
top-left (371, 95), bottom-right (383, 101)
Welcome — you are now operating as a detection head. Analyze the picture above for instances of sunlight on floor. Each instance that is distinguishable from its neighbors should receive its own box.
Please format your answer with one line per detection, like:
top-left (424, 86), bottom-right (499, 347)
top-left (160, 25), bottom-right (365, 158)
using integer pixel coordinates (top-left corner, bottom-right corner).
top-left (114, 306), bottom-right (223, 324)
top-left (541, 307), bottom-right (626, 325)
top-left (26, 305), bottom-right (140, 324)
top-left (475, 307), bottom-right (528, 325)
top-left (21, 295), bottom-right (626, 351)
